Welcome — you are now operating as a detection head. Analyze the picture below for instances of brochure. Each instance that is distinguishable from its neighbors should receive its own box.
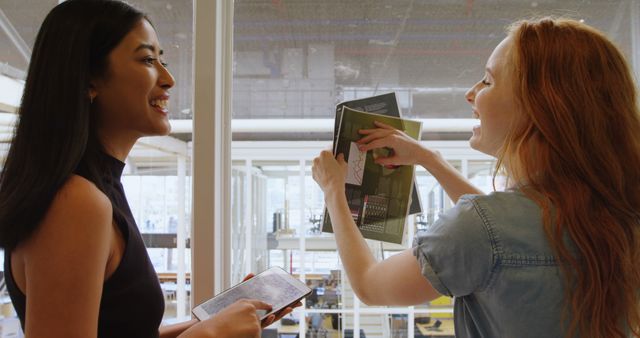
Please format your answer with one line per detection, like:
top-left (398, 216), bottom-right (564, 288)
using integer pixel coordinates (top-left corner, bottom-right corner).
top-left (334, 92), bottom-right (422, 215)
top-left (322, 106), bottom-right (422, 244)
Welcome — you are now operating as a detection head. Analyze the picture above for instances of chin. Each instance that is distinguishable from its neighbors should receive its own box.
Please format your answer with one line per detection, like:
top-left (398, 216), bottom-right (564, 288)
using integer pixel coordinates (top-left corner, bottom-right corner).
top-left (161, 123), bottom-right (172, 135)
top-left (155, 119), bottom-right (172, 136)
top-left (469, 136), bottom-right (479, 150)
top-left (144, 124), bottom-right (171, 137)
top-left (469, 138), bottom-right (494, 157)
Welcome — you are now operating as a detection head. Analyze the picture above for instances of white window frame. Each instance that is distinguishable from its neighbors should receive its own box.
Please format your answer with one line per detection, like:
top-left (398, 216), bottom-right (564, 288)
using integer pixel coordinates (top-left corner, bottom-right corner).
top-left (190, 2), bottom-right (495, 332)
top-left (191, 0), bottom-right (234, 305)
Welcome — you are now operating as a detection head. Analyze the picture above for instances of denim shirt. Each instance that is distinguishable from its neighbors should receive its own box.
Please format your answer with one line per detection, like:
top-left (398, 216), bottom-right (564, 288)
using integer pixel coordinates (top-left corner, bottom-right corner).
top-left (413, 191), bottom-right (566, 338)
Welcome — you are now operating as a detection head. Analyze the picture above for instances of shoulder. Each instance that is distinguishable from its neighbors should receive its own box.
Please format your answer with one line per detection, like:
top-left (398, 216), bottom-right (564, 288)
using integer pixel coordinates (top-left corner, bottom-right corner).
top-left (413, 194), bottom-right (497, 296)
top-left (50, 174), bottom-right (112, 233)
top-left (21, 175), bottom-right (113, 254)
top-left (56, 174), bottom-right (112, 213)
top-left (460, 191), bottom-right (540, 218)
top-left (414, 193), bottom-right (499, 263)
top-left (460, 191), bottom-right (556, 261)
top-left (15, 176), bottom-right (117, 336)
top-left (460, 191), bottom-right (543, 235)
top-left (414, 194), bottom-right (493, 252)
top-left (436, 194), bottom-right (487, 233)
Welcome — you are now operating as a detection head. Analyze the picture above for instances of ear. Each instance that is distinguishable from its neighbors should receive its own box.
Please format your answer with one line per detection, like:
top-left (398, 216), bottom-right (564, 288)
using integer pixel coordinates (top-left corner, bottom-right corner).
top-left (88, 82), bottom-right (98, 102)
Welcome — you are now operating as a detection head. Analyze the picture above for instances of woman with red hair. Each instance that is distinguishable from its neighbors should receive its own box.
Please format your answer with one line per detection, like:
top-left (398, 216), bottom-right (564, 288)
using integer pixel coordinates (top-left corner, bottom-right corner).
top-left (313, 18), bottom-right (640, 338)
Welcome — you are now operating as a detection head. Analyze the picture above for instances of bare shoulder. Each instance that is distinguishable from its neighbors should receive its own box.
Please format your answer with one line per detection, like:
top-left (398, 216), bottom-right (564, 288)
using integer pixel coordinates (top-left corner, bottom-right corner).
top-left (16, 175), bottom-right (117, 336)
top-left (56, 175), bottom-right (112, 214)
top-left (21, 174), bottom-right (113, 256)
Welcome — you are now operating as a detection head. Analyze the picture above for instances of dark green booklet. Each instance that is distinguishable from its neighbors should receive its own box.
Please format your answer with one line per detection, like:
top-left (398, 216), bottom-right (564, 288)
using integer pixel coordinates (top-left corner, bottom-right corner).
top-left (334, 92), bottom-right (422, 215)
top-left (322, 106), bottom-right (422, 244)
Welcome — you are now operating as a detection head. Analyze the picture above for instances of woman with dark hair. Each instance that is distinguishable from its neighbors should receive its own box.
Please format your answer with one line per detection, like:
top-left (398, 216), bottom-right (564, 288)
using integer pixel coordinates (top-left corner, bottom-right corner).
top-left (313, 18), bottom-right (640, 338)
top-left (0, 1), bottom-right (291, 337)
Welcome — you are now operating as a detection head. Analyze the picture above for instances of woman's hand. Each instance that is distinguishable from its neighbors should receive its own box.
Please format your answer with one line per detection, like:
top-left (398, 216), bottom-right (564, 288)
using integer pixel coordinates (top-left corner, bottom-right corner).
top-left (240, 273), bottom-right (302, 328)
top-left (180, 299), bottom-right (271, 338)
top-left (357, 121), bottom-right (426, 167)
top-left (262, 301), bottom-right (302, 328)
top-left (312, 150), bottom-right (348, 196)
top-left (358, 121), bottom-right (483, 203)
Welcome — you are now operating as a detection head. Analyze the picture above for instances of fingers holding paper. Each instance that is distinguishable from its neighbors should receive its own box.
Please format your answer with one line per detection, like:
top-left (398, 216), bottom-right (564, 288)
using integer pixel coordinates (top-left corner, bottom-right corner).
top-left (357, 121), bottom-right (424, 167)
top-left (312, 150), bottom-right (348, 196)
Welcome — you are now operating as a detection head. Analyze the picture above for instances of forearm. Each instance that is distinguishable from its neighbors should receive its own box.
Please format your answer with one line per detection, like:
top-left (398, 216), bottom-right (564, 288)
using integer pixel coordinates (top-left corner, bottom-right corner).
top-left (160, 319), bottom-right (198, 338)
top-left (324, 189), bottom-right (379, 304)
top-left (417, 148), bottom-right (483, 203)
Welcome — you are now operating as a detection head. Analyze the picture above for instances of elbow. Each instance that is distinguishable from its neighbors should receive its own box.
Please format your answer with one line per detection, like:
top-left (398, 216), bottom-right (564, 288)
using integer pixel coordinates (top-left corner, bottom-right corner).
top-left (351, 283), bottom-right (379, 306)
top-left (354, 290), bottom-right (373, 306)
top-left (347, 266), bottom-right (385, 306)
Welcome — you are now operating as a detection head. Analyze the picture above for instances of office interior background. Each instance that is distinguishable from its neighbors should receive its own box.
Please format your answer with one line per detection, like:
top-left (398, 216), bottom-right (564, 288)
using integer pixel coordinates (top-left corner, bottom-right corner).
top-left (0, 0), bottom-right (638, 337)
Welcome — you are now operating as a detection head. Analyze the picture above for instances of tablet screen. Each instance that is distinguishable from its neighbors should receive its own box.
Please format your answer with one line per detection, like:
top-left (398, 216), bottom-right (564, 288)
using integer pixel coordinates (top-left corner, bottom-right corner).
top-left (194, 267), bottom-right (311, 320)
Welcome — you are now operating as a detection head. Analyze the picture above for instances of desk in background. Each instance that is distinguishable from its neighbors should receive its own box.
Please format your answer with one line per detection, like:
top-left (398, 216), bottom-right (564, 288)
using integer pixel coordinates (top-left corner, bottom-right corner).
top-left (157, 272), bottom-right (191, 284)
top-left (415, 319), bottom-right (455, 337)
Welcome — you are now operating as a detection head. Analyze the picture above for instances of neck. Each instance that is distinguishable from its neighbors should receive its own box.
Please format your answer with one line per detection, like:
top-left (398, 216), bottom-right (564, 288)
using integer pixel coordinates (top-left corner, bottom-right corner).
top-left (97, 129), bottom-right (139, 162)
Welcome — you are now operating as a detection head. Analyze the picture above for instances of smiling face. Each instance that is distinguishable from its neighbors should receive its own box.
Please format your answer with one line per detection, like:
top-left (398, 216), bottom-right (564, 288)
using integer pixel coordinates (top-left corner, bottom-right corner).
top-left (91, 19), bottom-right (175, 151)
top-left (465, 37), bottom-right (519, 157)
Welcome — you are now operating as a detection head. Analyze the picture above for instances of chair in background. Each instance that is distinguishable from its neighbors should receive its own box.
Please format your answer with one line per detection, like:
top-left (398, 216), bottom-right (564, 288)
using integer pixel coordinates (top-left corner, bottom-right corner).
top-left (278, 334), bottom-right (299, 338)
top-left (262, 328), bottom-right (277, 338)
top-left (344, 329), bottom-right (366, 338)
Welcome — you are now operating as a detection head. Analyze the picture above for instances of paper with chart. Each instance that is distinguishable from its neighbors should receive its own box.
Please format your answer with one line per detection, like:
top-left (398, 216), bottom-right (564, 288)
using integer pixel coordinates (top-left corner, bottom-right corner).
top-left (334, 92), bottom-right (422, 215)
top-left (345, 142), bottom-right (366, 185)
top-left (322, 106), bottom-right (422, 244)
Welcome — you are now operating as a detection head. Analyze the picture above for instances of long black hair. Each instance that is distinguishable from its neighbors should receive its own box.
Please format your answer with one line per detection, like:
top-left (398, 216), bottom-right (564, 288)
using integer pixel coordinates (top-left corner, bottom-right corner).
top-left (0, 0), bottom-right (145, 250)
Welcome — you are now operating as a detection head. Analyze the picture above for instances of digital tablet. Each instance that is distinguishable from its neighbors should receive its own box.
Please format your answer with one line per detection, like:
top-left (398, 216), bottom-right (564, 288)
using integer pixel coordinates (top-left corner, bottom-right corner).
top-left (192, 266), bottom-right (312, 321)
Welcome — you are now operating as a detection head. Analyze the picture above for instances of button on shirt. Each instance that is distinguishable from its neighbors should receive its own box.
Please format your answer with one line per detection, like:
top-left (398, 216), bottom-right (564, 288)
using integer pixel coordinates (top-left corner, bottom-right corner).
top-left (413, 191), bottom-right (566, 338)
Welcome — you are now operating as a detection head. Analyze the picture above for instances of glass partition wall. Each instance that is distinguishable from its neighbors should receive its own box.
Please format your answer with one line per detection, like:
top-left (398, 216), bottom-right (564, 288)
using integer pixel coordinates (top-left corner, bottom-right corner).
top-left (230, 141), bottom-right (492, 337)
top-left (231, 1), bottom-right (639, 337)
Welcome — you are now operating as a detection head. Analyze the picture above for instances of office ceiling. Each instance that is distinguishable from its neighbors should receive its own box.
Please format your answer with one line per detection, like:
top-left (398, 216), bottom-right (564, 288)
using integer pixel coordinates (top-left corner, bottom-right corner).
top-left (0, 0), bottom-right (635, 141)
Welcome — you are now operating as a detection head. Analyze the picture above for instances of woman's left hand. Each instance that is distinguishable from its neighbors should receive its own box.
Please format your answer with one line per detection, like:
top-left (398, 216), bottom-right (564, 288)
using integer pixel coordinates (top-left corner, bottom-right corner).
top-left (312, 150), bottom-right (348, 196)
top-left (357, 121), bottom-right (425, 167)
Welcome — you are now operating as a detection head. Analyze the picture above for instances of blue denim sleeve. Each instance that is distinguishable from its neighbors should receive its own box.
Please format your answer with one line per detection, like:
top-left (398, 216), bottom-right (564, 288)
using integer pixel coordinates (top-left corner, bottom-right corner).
top-left (412, 195), bottom-right (494, 297)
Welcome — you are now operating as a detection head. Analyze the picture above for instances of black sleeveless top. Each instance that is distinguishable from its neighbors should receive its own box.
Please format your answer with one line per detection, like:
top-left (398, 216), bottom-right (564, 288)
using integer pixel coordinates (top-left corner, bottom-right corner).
top-left (3, 153), bottom-right (165, 338)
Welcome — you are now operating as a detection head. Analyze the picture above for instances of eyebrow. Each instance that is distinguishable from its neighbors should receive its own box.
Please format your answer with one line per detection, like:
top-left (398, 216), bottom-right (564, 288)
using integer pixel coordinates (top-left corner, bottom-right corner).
top-left (134, 43), bottom-right (164, 55)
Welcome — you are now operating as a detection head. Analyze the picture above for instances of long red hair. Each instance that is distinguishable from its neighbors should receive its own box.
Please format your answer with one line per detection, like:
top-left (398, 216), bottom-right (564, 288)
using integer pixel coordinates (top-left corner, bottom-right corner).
top-left (497, 18), bottom-right (640, 337)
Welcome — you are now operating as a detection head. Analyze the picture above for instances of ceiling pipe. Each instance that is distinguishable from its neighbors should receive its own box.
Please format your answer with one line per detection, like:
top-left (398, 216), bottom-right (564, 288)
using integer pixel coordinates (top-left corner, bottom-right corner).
top-left (0, 8), bottom-right (31, 63)
top-left (170, 118), bottom-right (476, 134)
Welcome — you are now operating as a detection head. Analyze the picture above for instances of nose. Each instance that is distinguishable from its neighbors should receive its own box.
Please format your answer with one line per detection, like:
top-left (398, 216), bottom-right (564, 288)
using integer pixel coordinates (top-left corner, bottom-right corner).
top-left (465, 85), bottom-right (475, 104)
top-left (159, 64), bottom-right (175, 90)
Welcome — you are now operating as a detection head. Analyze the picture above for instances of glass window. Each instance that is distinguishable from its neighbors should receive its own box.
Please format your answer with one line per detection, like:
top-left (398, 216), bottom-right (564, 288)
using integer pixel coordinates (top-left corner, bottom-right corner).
top-left (468, 160), bottom-right (503, 194)
top-left (231, 1), bottom-right (638, 337)
top-left (120, 0), bottom-right (195, 323)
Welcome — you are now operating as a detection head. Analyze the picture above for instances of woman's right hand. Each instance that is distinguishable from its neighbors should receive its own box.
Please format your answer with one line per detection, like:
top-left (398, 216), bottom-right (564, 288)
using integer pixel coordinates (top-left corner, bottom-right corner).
top-left (312, 150), bottom-right (348, 196)
top-left (357, 120), bottom-right (427, 167)
top-left (180, 299), bottom-right (272, 338)
top-left (240, 273), bottom-right (302, 328)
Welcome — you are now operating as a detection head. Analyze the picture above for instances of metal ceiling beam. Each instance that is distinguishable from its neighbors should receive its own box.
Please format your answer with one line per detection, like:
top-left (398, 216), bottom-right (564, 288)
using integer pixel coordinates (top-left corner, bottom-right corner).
top-left (234, 18), bottom-right (511, 27)
top-left (0, 8), bottom-right (31, 63)
top-left (0, 62), bottom-right (26, 80)
top-left (169, 118), bottom-right (476, 134)
top-left (632, 0), bottom-right (640, 82)
top-left (606, 0), bottom-right (626, 38)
